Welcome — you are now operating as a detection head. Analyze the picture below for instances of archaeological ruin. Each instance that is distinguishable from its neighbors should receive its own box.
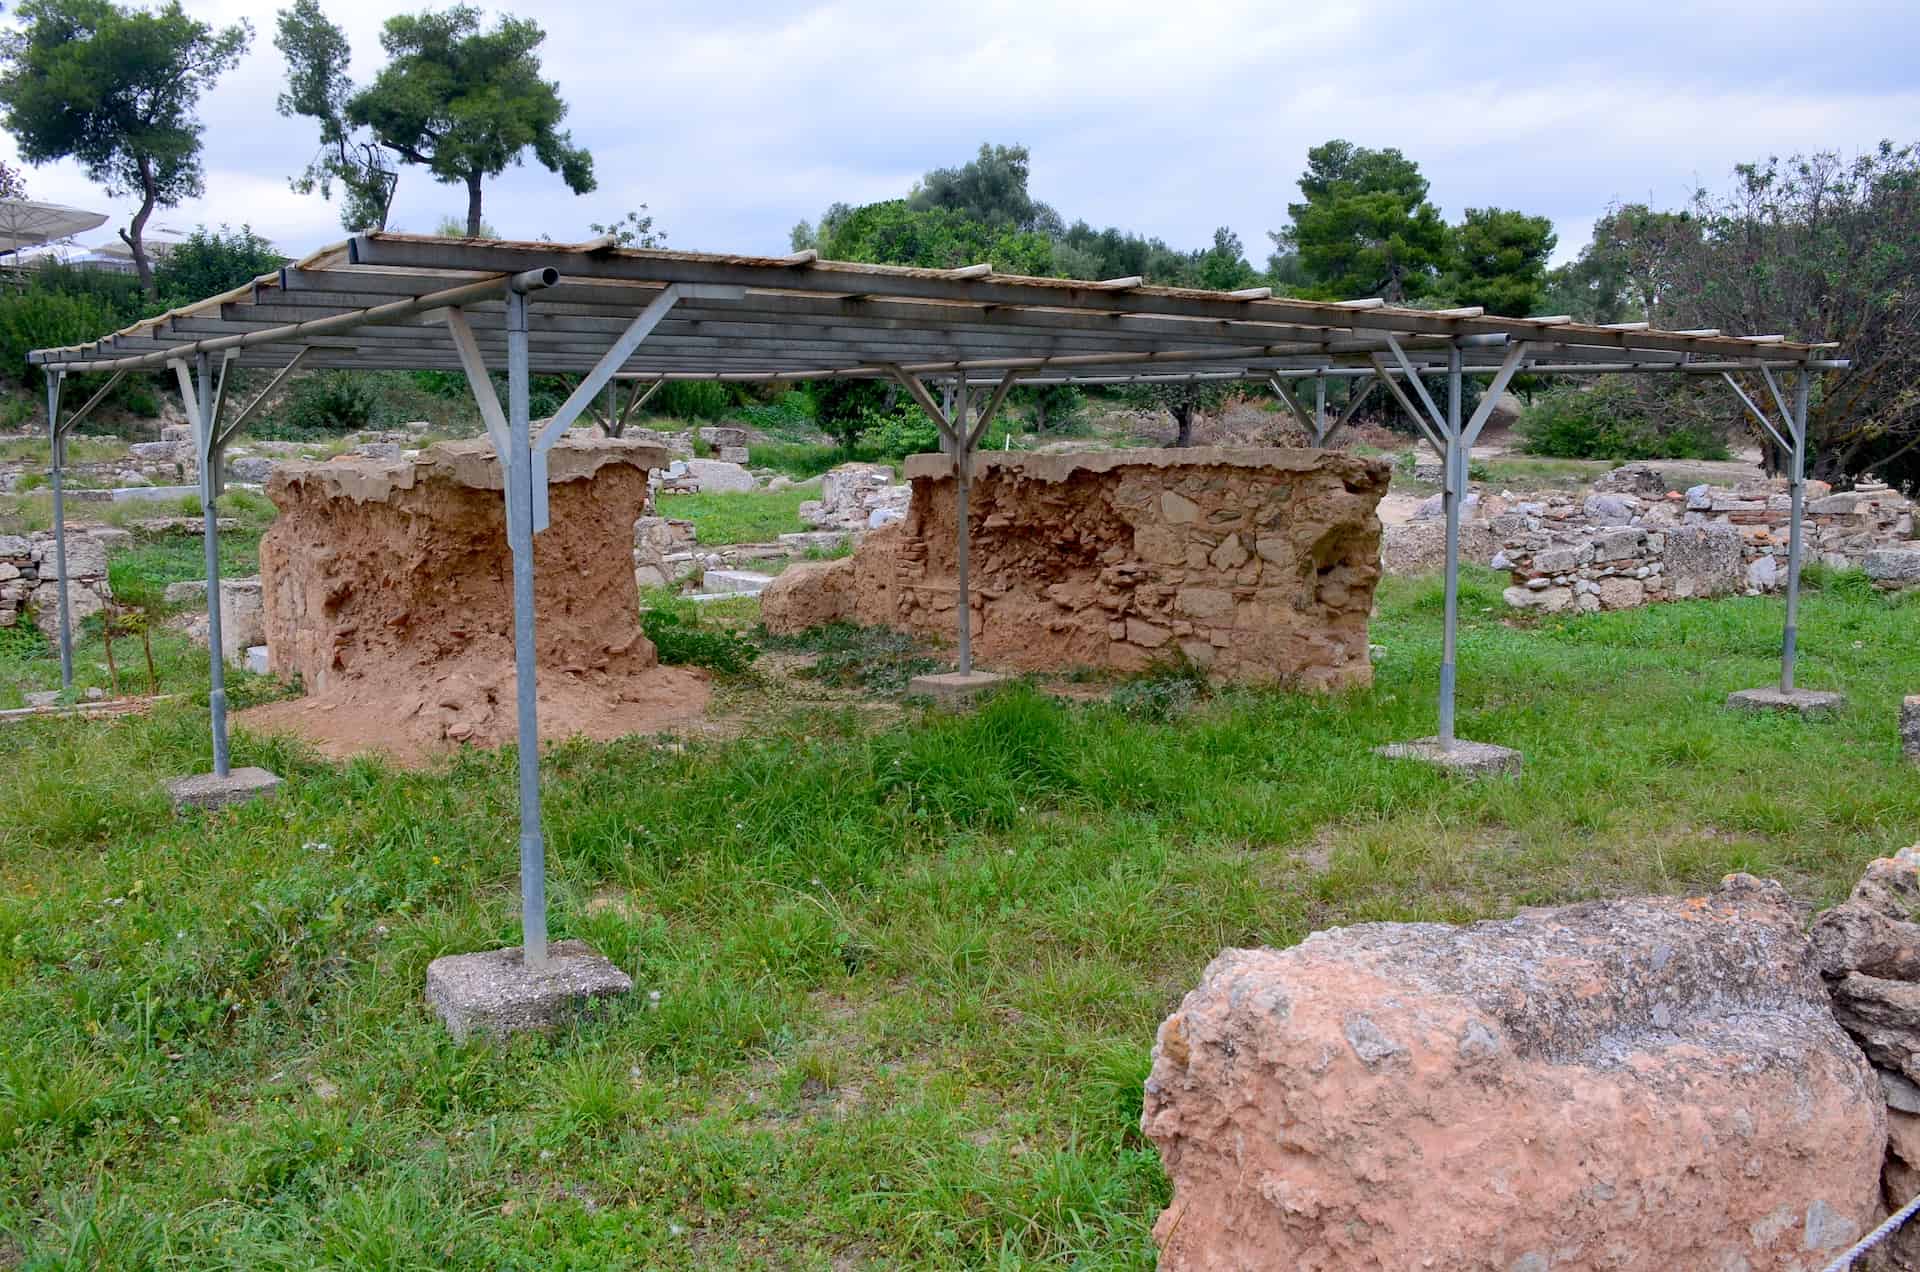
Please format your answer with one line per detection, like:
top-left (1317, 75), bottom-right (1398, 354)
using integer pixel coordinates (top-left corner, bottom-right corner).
top-left (253, 436), bottom-right (708, 759)
top-left (762, 446), bottom-right (1389, 688)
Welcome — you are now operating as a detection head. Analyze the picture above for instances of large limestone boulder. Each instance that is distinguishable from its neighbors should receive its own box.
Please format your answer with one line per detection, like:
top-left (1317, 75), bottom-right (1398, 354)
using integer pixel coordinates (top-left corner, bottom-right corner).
top-left (1143, 876), bottom-right (1884, 1271)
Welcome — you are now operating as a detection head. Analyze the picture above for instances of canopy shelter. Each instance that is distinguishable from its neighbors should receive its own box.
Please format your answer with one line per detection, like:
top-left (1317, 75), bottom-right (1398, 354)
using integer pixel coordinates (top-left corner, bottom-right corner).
top-left (0, 199), bottom-right (108, 257)
top-left (32, 234), bottom-right (1845, 961)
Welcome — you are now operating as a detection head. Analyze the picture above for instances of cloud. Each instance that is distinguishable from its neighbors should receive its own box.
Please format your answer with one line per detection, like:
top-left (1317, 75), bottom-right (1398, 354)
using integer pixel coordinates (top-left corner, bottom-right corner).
top-left (2, 0), bottom-right (1915, 269)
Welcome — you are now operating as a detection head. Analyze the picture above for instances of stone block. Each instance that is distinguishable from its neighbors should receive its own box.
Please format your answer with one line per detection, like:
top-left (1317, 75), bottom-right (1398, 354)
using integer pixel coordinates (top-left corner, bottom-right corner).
top-left (165, 766), bottom-right (283, 811)
top-left (699, 569), bottom-right (772, 595)
top-left (108, 484), bottom-right (200, 503)
top-left (425, 939), bottom-right (632, 1042)
top-left (1867, 549), bottom-right (1920, 588)
top-left (1727, 686), bottom-right (1848, 718)
top-left (682, 458), bottom-right (756, 494)
top-left (245, 645), bottom-right (270, 675)
top-left (906, 670), bottom-right (1008, 703)
top-left (1374, 736), bottom-right (1522, 776)
top-left (1902, 694), bottom-right (1920, 765)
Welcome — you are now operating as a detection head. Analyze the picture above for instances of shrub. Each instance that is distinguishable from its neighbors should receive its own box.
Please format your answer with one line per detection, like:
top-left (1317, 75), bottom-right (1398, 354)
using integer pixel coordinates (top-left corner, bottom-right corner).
top-left (152, 225), bottom-right (285, 306)
top-left (857, 406), bottom-right (940, 459)
top-left (807, 380), bottom-right (892, 449)
top-left (651, 382), bottom-right (732, 422)
top-left (0, 290), bottom-right (120, 389)
top-left (283, 373), bottom-right (378, 435)
top-left (641, 605), bottom-right (757, 675)
top-left (1519, 381), bottom-right (1730, 461)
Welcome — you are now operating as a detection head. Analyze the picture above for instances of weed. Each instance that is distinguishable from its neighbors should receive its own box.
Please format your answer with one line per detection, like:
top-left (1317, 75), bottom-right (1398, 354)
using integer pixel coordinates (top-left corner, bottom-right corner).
top-left (757, 621), bottom-right (938, 694)
top-left (641, 603), bottom-right (758, 675)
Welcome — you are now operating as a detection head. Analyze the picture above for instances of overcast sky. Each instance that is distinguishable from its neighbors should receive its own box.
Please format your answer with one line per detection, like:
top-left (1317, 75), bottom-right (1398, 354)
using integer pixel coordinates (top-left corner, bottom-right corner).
top-left (6, 0), bottom-right (1918, 268)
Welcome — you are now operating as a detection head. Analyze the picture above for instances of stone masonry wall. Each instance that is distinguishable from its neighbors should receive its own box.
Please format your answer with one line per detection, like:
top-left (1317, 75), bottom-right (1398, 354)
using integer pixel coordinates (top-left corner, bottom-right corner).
top-left (763, 447), bottom-right (1389, 688)
top-left (1494, 467), bottom-right (1915, 613)
top-left (0, 528), bottom-right (120, 635)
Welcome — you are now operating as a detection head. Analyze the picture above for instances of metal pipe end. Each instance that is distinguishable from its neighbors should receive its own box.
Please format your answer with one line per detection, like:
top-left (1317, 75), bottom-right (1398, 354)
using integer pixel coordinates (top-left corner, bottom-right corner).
top-left (510, 267), bottom-right (561, 294)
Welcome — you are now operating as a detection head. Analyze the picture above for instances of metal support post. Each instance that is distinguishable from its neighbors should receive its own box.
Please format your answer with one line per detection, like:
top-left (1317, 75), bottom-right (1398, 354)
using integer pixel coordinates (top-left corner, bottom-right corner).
top-left (953, 377), bottom-right (973, 676)
top-left (1781, 371), bottom-right (1810, 692)
top-left (1439, 344), bottom-right (1464, 749)
top-left (184, 353), bottom-right (231, 777)
top-left (1313, 376), bottom-right (1327, 447)
top-left (46, 373), bottom-right (72, 691)
top-left (503, 285), bottom-right (549, 972)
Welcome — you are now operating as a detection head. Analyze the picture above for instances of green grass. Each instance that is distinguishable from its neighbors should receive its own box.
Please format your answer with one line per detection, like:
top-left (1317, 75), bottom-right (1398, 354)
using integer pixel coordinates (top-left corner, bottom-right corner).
top-left (663, 486), bottom-right (812, 546)
top-left (107, 531), bottom-right (263, 599)
top-left (0, 575), bottom-right (1917, 1266)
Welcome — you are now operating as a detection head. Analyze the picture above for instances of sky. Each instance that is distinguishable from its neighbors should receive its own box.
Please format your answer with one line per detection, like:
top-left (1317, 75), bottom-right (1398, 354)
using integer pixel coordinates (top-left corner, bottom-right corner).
top-left (5, 0), bottom-right (1919, 269)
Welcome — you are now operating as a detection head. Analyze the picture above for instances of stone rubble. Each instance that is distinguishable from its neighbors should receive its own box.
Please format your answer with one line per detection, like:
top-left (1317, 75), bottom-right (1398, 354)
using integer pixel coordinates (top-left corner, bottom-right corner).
top-left (1812, 845), bottom-right (1920, 1269)
top-left (798, 462), bottom-right (910, 532)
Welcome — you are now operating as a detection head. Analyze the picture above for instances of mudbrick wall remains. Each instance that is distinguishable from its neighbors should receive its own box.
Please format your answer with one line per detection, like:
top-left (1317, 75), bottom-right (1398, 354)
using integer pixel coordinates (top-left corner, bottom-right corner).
top-left (762, 447), bottom-right (1389, 687)
top-left (257, 437), bottom-right (707, 757)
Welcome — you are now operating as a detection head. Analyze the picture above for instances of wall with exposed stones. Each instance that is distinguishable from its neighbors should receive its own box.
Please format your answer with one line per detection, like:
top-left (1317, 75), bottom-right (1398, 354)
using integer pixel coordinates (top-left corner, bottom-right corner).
top-left (1483, 467), bottom-right (1917, 612)
top-left (762, 447), bottom-right (1389, 687)
top-left (0, 528), bottom-right (120, 635)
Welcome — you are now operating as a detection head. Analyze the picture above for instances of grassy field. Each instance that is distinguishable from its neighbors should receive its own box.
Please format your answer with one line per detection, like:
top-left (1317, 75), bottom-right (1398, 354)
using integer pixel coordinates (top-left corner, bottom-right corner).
top-left (0, 569), bottom-right (1917, 1268)
top-left (661, 487), bottom-right (814, 547)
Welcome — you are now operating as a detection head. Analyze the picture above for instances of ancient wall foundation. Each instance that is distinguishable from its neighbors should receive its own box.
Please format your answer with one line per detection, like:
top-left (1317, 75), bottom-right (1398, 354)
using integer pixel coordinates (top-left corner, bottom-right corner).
top-left (256, 437), bottom-right (707, 757)
top-left (762, 447), bottom-right (1389, 688)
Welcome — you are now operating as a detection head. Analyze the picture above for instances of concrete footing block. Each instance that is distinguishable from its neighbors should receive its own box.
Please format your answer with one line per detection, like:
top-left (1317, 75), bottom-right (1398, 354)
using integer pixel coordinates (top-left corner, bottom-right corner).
top-left (425, 940), bottom-right (632, 1042)
top-left (1726, 687), bottom-right (1847, 719)
top-left (907, 670), bottom-right (1009, 703)
top-left (1374, 736), bottom-right (1522, 777)
top-left (165, 766), bottom-right (283, 811)
top-left (1901, 695), bottom-right (1920, 765)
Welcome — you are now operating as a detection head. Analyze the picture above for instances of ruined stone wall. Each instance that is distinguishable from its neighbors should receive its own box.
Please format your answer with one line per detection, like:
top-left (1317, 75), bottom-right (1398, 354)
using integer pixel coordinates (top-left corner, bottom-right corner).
top-left (1494, 475), bottom-right (1917, 611)
top-left (257, 437), bottom-right (698, 752)
top-left (763, 447), bottom-right (1389, 688)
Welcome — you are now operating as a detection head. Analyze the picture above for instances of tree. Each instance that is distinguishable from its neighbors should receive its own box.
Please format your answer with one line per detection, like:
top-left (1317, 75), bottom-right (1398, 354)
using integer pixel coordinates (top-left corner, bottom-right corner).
top-left (1195, 227), bottom-right (1259, 291)
top-left (1555, 203), bottom-right (1701, 328)
top-left (818, 199), bottom-right (1055, 275)
top-left (909, 142), bottom-right (1058, 233)
top-left (0, 0), bottom-right (252, 293)
top-left (153, 224), bottom-right (285, 302)
top-left (1658, 145), bottom-right (1920, 490)
top-left (589, 208), bottom-right (664, 249)
top-left (274, 0), bottom-right (398, 232)
top-left (0, 159), bottom-right (24, 200)
top-left (346, 6), bottom-right (595, 237)
top-left (1448, 207), bottom-right (1557, 315)
top-left (1271, 139), bottom-right (1450, 302)
top-left (1120, 381), bottom-right (1232, 447)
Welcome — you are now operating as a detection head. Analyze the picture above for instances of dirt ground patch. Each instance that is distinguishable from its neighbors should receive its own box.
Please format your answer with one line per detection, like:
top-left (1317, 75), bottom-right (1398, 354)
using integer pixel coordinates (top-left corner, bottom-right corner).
top-left (240, 662), bottom-right (712, 766)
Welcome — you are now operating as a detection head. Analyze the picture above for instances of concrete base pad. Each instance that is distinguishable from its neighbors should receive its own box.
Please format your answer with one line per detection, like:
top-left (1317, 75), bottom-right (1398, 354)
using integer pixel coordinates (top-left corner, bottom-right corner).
top-left (426, 939), bottom-right (632, 1042)
top-left (165, 766), bottom-right (283, 811)
top-left (907, 670), bottom-right (1009, 702)
top-left (1375, 736), bottom-right (1523, 777)
top-left (1726, 687), bottom-right (1848, 719)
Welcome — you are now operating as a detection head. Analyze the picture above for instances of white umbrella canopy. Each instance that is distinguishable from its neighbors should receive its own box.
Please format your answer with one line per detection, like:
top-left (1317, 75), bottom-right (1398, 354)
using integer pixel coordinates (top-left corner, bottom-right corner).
top-left (0, 199), bottom-right (109, 253)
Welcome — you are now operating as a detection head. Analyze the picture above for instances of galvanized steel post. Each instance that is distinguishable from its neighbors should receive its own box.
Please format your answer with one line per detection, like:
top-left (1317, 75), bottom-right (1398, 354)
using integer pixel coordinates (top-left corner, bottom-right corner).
top-left (46, 373), bottom-right (73, 691)
top-left (1438, 344), bottom-right (1464, 749)
top-left (1781, 371), bottom-right (1810, 693)
top-left (504, 284), bottom-right (549, 972)
top-left (953, 377), bottom-right (973, 677)
top-left (194, 352), bottom-right (231, 777)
